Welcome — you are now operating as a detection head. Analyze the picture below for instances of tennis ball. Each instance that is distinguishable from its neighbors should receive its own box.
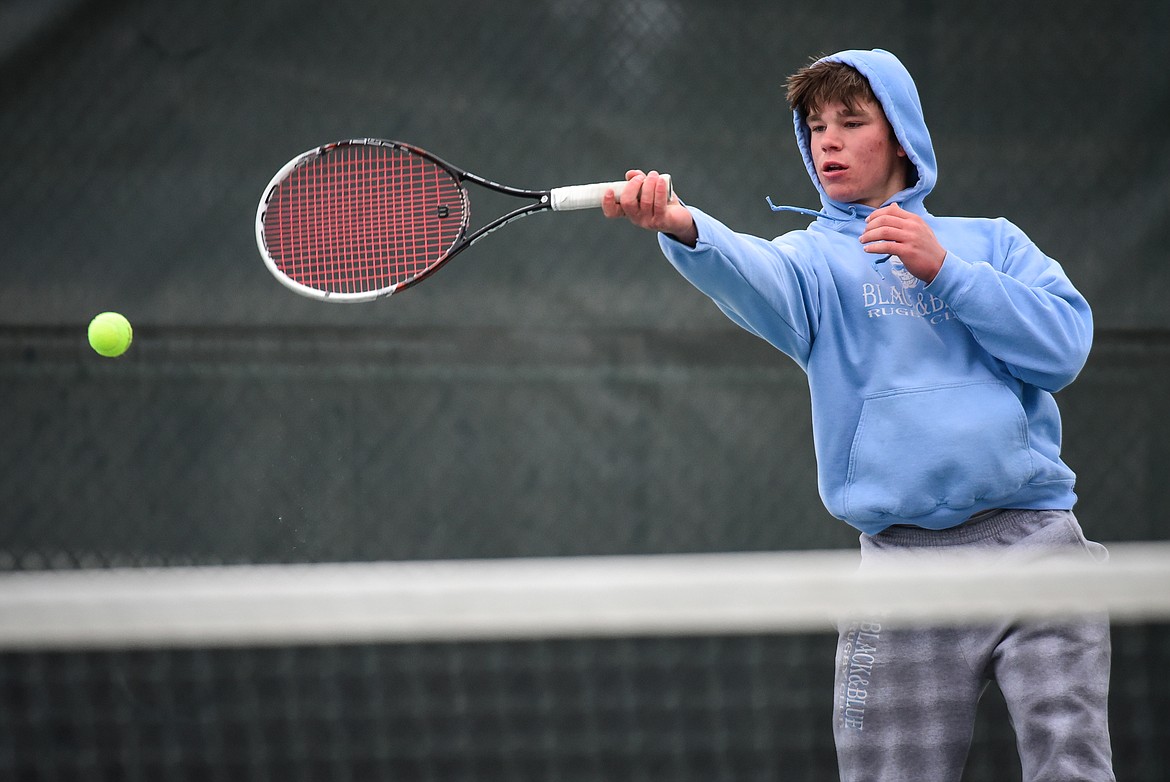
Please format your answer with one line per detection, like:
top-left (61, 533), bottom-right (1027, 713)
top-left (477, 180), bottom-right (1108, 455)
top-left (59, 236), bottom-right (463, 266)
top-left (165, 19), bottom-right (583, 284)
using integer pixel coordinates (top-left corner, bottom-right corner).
top-left (87, 312), bottom-right (133, 357)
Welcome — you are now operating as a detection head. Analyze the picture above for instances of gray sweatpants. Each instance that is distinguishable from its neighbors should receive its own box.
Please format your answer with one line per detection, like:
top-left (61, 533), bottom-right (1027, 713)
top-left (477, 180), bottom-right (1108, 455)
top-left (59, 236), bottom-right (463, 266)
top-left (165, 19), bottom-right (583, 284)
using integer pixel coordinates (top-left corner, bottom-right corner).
top-left (833, 509), bottom-right (1115, 782)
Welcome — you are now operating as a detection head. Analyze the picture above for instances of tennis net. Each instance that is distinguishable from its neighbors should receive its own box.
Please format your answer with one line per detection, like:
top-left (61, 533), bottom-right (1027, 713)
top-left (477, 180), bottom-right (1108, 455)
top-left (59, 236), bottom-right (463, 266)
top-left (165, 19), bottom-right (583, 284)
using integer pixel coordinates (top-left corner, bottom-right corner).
top-left (2, 545), bottom-right (1169, 781)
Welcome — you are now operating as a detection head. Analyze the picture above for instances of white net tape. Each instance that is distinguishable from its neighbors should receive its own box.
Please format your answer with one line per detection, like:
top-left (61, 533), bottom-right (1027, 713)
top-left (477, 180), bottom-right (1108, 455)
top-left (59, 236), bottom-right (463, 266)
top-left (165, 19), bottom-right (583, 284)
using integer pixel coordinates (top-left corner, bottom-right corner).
top-left (2, 543), bottom-right (1168, 650)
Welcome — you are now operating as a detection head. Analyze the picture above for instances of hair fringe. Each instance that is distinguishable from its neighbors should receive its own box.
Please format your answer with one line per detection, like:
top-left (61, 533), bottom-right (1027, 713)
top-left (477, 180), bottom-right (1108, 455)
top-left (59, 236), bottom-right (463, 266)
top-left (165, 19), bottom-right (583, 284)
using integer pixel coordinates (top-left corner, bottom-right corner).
top-left (785, 60), bottom-right (877, 116)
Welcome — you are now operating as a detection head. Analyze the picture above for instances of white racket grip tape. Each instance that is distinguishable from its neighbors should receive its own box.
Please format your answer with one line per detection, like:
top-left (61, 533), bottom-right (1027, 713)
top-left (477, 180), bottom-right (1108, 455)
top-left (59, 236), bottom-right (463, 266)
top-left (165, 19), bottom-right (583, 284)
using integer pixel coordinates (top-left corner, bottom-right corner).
top-left (549, 175), bottom-right (672, 211)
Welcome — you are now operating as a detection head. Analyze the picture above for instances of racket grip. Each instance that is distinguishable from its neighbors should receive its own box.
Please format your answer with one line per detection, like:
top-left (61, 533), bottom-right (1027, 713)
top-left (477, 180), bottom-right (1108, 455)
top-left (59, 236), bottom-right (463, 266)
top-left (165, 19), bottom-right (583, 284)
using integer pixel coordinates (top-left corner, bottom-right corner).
top-left (549, 174), bottom-right (672, 211)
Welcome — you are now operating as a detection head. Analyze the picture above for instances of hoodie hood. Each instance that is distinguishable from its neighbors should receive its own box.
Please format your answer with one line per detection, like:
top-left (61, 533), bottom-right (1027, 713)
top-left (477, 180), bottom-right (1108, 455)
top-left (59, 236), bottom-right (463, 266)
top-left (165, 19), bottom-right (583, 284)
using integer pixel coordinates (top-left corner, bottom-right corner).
top-left (787, 49), bottom-right (937, 223)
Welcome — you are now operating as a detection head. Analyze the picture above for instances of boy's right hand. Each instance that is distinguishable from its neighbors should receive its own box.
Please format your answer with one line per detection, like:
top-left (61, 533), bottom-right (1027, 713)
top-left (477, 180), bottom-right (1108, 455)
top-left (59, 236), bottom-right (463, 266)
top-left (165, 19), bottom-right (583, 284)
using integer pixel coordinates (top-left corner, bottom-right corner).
top-left (601, 169), bottom-right (698, 248)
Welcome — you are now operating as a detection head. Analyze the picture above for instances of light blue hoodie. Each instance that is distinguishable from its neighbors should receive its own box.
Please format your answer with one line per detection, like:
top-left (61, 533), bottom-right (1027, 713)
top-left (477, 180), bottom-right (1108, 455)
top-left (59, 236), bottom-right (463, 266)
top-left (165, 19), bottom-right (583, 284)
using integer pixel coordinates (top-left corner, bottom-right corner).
top-left (659, 49), bottom-right (1092, 534)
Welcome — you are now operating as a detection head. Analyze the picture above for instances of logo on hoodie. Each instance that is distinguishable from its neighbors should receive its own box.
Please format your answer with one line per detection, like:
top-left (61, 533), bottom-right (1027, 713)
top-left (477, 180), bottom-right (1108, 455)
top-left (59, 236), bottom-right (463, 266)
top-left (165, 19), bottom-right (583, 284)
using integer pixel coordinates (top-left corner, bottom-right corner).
top-left (861, 257), bottom-right (955, 324)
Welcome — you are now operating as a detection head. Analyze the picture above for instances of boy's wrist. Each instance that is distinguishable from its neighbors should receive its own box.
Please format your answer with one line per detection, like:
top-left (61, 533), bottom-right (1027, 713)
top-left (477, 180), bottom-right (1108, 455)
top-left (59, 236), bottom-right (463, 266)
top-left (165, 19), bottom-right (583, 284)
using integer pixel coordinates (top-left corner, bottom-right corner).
top-left (665, 217), bottom-right (699, 248)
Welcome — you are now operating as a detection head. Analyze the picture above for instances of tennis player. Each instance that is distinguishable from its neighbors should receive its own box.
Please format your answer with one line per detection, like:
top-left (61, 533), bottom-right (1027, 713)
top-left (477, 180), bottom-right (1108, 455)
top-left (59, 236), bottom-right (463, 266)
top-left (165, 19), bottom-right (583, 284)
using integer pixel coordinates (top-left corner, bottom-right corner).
top-left (604, 49), bottom-right (1113, 782)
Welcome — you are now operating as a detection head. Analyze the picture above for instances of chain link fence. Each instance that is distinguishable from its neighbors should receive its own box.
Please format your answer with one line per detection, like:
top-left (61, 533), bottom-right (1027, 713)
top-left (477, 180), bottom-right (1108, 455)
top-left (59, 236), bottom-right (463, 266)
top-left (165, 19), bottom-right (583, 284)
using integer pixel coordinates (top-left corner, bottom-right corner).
top-left (1, 327), bottom-right (1167, 568)
top-left (2, 0), bottom-right (1169, 779)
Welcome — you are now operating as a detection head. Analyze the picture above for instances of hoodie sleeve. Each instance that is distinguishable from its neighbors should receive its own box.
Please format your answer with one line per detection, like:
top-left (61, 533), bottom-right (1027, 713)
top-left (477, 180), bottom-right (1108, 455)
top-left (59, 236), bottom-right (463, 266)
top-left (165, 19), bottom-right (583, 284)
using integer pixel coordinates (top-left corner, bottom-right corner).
top-left (657, 207), bottom-right (820, 367)
top-left (926, 219), bottom-right (1092, 392)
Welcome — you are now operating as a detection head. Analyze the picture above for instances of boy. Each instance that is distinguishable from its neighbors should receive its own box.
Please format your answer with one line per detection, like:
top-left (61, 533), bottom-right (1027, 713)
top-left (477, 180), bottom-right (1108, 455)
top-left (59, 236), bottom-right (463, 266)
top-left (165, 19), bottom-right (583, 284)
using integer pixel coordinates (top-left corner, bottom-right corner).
top-left (603, 49), bottom-right (1113, 781)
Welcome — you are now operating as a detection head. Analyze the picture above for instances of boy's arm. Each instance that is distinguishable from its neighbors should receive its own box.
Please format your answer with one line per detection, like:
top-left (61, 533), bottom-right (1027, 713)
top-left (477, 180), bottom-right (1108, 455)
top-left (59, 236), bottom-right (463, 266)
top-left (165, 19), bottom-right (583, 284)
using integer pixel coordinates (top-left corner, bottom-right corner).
top-left (657, 211), bottom-right (819, 365)
top-left (927, 233), bottom-right (1092, 392)
top-left (861, 204), bottom-right (1091, 392)
top-left (603, 172), bottom-right (819, 365)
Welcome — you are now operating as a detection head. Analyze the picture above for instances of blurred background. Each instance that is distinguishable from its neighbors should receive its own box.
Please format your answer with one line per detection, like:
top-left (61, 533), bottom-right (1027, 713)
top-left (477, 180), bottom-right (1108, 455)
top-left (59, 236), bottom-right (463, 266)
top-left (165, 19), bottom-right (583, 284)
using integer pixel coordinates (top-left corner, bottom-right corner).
top-left (1, 0), bottom-right (1168, 780)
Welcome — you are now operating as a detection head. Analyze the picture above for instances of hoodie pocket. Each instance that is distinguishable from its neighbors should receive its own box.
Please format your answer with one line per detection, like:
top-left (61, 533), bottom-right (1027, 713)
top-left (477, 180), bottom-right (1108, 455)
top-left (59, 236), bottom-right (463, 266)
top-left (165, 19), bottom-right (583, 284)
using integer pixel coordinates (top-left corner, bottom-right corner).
top-left (842, 381), bottom-right (1035, 521)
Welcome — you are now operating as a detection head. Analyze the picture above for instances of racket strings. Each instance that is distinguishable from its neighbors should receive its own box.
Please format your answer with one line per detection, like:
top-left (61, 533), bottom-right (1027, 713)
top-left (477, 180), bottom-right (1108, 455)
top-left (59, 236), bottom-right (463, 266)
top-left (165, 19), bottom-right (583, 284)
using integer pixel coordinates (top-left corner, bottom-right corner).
top-left (264, 144), bottom-right (466, 295)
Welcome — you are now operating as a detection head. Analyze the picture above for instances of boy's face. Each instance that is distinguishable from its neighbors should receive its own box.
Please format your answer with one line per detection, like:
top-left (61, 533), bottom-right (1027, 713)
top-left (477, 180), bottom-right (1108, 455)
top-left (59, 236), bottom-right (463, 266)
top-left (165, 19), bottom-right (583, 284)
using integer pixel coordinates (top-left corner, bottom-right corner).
top-left (805, 98), bottom-right (910, 208)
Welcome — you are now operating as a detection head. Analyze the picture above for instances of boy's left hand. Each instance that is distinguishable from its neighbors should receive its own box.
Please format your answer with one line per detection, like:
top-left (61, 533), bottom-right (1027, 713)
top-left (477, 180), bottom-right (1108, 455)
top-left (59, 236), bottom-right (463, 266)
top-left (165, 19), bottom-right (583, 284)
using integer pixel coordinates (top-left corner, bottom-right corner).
top-left (860, 203), bottom-right (946, 283)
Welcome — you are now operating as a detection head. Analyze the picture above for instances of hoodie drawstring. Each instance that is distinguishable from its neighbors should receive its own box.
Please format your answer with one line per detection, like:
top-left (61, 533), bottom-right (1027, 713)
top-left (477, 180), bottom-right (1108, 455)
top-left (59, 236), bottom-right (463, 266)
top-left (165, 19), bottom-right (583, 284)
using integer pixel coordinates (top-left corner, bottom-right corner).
top-left (764, 198), bottom-right (846, 222)
top-left (765, 196), bottom-right (892, 279)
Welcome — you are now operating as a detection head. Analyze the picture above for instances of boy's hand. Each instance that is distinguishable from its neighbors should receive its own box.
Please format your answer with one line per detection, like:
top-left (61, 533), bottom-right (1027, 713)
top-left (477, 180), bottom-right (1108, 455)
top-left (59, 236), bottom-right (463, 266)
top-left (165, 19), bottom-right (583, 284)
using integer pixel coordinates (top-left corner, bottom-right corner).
top-left (860, 203), bottom-right (946, 283)
top-left (602, 170), bottom-right (698, 247)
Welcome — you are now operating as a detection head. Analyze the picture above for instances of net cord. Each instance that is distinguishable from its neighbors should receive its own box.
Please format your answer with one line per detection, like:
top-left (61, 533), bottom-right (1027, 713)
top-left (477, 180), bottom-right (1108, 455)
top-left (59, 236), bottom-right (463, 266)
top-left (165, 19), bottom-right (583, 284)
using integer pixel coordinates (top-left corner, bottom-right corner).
top-left (1, 543), bottom-right (1168, 650)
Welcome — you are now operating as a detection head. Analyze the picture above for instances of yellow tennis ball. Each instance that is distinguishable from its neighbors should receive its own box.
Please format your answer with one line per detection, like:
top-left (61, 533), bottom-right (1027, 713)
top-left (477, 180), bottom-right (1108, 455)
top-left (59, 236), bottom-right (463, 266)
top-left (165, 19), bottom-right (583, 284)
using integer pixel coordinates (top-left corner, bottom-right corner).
top-left (87, 312), bottom-right (133, 357)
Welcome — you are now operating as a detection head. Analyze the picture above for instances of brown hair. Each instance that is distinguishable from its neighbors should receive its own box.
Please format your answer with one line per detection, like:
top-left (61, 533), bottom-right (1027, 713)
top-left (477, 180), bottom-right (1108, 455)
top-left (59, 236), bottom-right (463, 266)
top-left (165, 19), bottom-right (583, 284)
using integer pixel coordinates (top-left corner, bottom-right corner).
top-left (785, 59), bottom-right (879, 118)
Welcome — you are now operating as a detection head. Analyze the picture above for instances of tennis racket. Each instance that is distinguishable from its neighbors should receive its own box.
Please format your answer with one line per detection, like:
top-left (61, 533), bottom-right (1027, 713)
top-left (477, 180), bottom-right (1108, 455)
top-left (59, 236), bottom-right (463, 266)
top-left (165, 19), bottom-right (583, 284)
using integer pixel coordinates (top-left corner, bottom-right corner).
top-left (255, 138), bottom-right (672, 302)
